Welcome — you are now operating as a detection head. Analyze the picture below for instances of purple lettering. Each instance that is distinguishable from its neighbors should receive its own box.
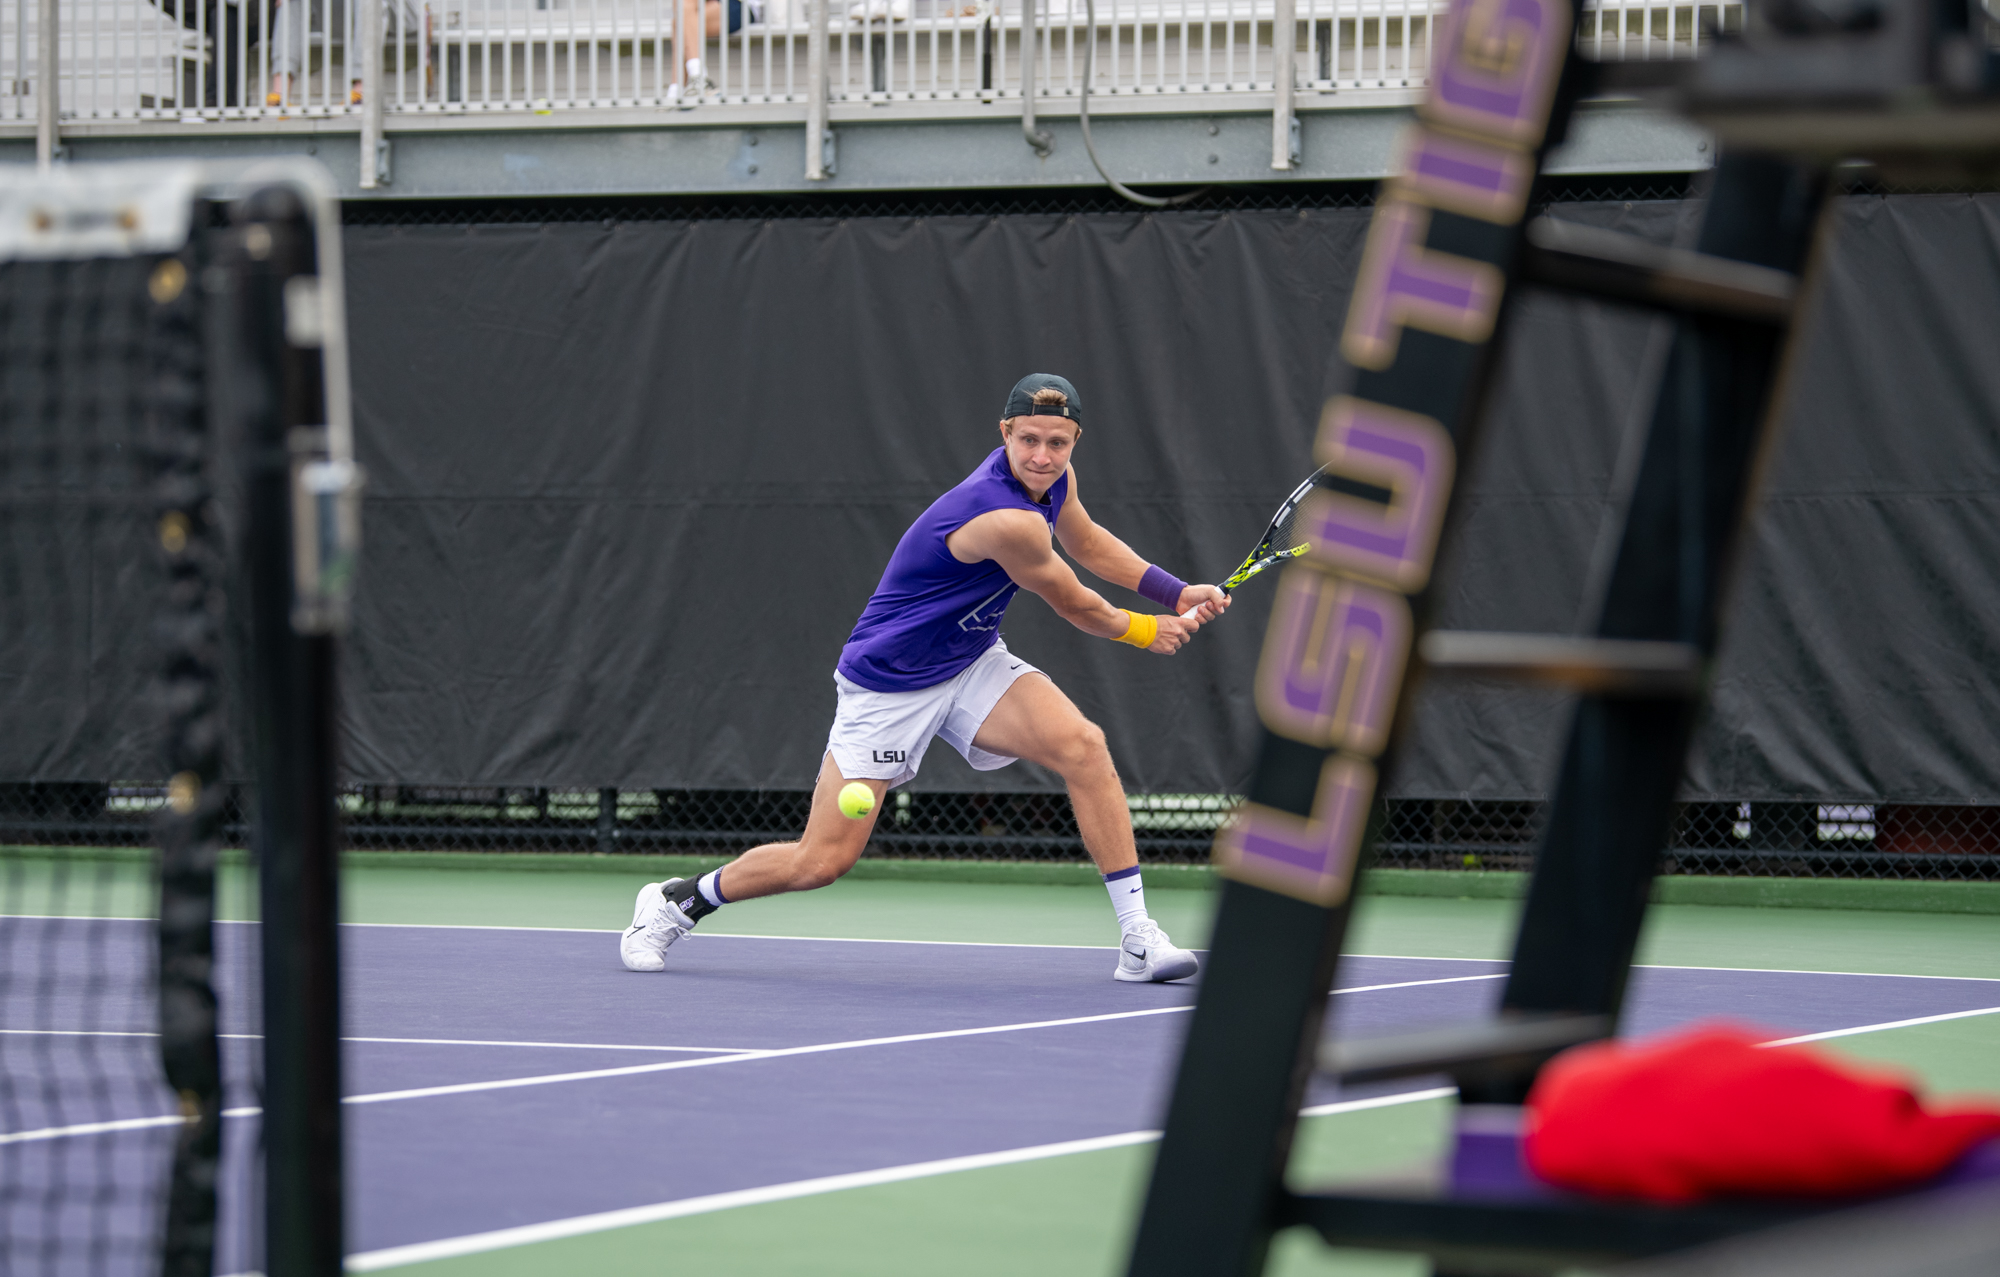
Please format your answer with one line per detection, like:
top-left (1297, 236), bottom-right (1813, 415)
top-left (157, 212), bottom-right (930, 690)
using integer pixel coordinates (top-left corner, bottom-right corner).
top-left (1256, 566), bottom-right (1411, 755)
top-left (1423, 0), bottom-right (1572, 148)
top-left (1214, 756), bottom-right (1376, 906)
top-left (1341, 197), bottom-right (1505, 371)
top-left (1394, 125), bottom-right (1536, 226)
top-left (1300, 397), bottom-right (1456, 593)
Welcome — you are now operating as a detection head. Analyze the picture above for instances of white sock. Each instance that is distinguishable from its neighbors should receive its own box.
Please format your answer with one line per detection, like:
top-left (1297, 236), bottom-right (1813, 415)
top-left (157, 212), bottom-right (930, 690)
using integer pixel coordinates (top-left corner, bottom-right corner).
top-left (697, 868), bottom-right (729, 908)
top-left (1104, 866), bottom-right (1147, 933)
top-left (685, 56), bottom-right (703, 79)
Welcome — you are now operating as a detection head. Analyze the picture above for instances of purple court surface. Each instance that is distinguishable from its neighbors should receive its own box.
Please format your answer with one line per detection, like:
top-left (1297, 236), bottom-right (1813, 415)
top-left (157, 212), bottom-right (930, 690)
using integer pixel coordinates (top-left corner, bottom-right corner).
top-left (5, 917), bottom-right (1997, 1271)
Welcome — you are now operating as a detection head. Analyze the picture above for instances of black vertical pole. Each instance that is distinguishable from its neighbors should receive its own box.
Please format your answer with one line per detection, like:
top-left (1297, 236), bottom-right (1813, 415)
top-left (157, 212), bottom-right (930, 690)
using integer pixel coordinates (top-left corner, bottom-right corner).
top-left (1493, 154), bottom-right (1828, 1052)
top-left (228, 186), bottom-right (346, 1277)
top-left (597, 786), bottom-right (618, 853)
top-left (1128, 0), bottom-right (1590, 1271)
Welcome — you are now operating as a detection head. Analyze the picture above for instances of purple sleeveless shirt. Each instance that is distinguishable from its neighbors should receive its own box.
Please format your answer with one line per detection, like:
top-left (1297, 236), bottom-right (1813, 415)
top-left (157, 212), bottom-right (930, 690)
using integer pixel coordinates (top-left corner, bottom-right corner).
top-left (837, 447), bottom-right (1070, 693)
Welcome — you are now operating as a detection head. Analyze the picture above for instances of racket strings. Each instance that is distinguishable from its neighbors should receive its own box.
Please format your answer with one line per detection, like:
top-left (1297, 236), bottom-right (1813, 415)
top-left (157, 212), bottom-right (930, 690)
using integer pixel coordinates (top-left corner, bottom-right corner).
top-left (1220, 467), bottom-right (1332, 591)
top-left (1268, 499), bottom-right (1306, 558)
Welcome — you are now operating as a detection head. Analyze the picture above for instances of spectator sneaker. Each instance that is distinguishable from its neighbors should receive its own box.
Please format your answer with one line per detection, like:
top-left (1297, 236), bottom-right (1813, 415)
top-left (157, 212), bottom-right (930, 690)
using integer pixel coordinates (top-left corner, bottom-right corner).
top-left (849, 0), bottom-right (911, 19)
top-left (620, 879), bottom-right (695, 971)
top-left (1114, 919), bottom-right (1199, 983)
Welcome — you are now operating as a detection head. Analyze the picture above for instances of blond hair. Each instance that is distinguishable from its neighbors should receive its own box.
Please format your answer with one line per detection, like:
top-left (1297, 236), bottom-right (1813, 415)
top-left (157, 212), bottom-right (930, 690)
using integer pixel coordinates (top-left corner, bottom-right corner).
top-left (1000, 386), bottom-right (1074, 429)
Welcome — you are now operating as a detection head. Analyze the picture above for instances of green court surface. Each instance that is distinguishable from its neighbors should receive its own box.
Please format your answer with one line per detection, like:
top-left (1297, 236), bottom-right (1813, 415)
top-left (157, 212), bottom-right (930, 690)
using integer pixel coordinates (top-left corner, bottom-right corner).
top-left (6, 852), bottom-right (1997, 1275)
top-left (8, 851), bottom-right (1996, 978)
top-left (389, 1093), bottom-right (1457, 1277)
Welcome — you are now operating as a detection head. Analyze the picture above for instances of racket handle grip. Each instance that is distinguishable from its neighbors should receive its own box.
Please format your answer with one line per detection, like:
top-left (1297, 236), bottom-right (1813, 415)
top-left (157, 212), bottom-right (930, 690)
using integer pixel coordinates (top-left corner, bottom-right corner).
top-left (1181, 587), bottom-right (1230, 622)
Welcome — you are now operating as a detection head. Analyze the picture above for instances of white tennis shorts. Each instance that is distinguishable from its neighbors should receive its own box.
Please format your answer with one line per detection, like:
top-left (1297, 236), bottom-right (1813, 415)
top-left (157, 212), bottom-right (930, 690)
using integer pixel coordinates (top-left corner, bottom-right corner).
top-left (826, 639), bottom-right (1042, 789)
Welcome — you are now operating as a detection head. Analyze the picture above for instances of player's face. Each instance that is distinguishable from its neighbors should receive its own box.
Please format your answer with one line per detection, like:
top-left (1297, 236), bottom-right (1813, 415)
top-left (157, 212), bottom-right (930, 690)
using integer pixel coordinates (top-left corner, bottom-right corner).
top-left (1000, 418), bottom-right (1080, 497)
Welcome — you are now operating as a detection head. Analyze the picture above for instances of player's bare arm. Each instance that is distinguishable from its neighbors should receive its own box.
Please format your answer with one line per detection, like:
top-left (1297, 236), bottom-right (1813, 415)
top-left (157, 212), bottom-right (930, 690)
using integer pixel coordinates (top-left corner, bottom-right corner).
top-left (947, 506), bottom-right (1197, 654)
top-left (1052, 466), bottom-right (1230, 623)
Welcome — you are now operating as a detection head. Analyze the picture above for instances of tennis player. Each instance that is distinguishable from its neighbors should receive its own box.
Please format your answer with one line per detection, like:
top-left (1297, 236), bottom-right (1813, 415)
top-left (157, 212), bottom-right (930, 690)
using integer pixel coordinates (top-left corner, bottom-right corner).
top-left (621, 374), bottom-right (1227, 982)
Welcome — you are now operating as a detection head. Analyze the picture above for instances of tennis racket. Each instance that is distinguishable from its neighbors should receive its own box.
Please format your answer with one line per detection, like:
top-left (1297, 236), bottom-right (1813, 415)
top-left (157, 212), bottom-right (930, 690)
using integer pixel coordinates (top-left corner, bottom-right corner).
top-left (1180, 464), bottom-right (1331, 620)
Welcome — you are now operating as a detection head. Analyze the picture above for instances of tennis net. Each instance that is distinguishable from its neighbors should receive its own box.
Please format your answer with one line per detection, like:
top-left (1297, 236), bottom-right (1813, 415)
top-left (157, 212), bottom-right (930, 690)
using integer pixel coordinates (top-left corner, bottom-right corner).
top-left (0, 161), bottom-right (357, 1277)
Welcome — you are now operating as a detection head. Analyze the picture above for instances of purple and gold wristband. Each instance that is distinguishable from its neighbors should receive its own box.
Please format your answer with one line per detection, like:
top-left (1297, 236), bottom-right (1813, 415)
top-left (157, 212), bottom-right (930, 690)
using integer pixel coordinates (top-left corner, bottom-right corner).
top-left (1138, 565), bottom-right (1188, 611)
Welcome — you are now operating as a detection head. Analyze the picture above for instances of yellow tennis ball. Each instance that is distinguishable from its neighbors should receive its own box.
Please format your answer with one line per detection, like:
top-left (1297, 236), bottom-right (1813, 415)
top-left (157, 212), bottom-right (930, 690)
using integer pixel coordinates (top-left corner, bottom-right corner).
top-left (837, 782), bottom-right (875, 820)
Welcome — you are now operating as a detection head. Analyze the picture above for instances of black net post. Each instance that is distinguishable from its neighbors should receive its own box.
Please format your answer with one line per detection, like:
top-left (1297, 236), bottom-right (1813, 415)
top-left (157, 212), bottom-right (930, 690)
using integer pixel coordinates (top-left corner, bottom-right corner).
top-left (223, 186), bottom-right (347, 1277)
top-left (151, 238), bottom-right (230, 1277)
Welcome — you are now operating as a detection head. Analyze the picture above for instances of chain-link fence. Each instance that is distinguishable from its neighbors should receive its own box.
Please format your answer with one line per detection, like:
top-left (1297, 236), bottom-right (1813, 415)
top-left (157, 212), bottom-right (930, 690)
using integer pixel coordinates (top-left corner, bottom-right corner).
top-left (0, 782), bottom-right (1222, 862)
top-left (1370, 799), bottom-right (2000, 881)
top-left (5, 782), bottom-right (1997, 880)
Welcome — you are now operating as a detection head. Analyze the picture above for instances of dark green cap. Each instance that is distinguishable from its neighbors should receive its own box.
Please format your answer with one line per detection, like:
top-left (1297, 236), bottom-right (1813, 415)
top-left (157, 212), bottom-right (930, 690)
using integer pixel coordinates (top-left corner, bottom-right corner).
top-left (1003, 373), bottom-right (1082, 424)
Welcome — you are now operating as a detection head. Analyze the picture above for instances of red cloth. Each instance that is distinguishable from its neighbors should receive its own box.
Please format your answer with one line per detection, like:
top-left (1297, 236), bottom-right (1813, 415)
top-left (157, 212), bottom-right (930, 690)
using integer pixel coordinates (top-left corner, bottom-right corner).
top-left (1521, 1022), bottom-right (2000, 1203)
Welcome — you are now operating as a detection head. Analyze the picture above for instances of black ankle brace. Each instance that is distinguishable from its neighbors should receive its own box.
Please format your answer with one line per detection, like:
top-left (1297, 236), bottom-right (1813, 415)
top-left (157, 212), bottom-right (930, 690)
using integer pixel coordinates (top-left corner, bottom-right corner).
top-left (666, 877), bottom-right (716, 922)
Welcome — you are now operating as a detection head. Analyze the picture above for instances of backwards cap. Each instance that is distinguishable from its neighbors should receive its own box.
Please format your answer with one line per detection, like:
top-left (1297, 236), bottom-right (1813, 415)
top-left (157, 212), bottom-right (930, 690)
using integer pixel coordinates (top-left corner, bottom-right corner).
top-left (1003, 373), bottom-right (1082, 424)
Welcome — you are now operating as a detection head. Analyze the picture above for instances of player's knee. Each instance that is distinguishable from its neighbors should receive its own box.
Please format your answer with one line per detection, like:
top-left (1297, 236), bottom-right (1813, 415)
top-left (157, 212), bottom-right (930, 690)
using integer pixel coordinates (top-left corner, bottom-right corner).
top-left (791, 864), bottom-right (844, 891)
top-left (789, 843), bottom-right (859, 891)
top-left (1051, 718), bottom-right (1110, 775)
top-left (1080, 719), bottom-right (1109, 760)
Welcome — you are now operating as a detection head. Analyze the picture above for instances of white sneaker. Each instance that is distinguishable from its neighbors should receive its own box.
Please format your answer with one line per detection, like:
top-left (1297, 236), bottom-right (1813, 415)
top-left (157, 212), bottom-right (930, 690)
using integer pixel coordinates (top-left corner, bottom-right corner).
top-left (620, 879), bottom-right (695, 972)
top-left (1114, 918), bottom-right (1199, 983)
top-left (848, 0), bottom-right (909, 20)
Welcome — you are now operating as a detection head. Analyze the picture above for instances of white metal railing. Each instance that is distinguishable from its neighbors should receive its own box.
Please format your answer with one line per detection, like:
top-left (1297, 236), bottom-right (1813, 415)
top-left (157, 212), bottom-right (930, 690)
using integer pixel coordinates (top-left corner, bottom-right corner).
top-left (5, 0), bottom-right (1739, 122)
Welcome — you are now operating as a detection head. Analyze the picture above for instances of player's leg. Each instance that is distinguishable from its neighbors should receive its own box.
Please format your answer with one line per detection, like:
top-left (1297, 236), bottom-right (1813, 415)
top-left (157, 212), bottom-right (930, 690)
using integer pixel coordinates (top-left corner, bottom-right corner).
top-left (715, 756), bottom-right (886, 898)
top-left (972, 673), bottom-right (1137, 875)
top-left (965, 668), bottom-right (1198, 984)
top-left (622, 670), bottom-right (938, 971)
top-left (620, 757), bottom-right (884, 972)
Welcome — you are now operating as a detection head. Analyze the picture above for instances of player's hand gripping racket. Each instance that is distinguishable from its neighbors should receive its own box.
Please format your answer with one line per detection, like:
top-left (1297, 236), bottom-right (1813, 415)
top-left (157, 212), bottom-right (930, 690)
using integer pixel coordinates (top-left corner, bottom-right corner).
top-left (1180, 464), bottom-right (1331, 620)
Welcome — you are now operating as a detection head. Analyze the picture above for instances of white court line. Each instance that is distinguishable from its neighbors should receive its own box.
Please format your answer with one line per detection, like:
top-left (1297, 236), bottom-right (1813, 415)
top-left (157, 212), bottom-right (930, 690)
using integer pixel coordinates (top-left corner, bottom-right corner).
top-left (0, 972), bottom-right (1488, 1140)
top-left (0, 1028), bottom-right (753, 1054)
top-left (1634, 962), bottom-right (2000, 984)
top-left (1761, 1004), bottom-right (2000, 1047)
top-left (1, 1114), bottom-right (186, 1145)
top-left (7, 1010), bottom-right (1200, 1140)
top-left (0, 915), bottom-right (1131, 951)
top-left (331, 972), bottom-right (1497, 1106)
top-left (344, 1086), bottom-right (1457, 1272)
top-left (12, 991), bottom-right (1995, 1145)
top-left (1351, 952), bottom-right (2000, 984)
top-left (1338, 974), bottom-right (1505, 995)
top-left (346, 921), bottom-right (1118, 950)
top-left (368, 929), bottom-right (2000, 985)
top-left (0, 970), bottom-right (1484, 1066)
top-left (1, 1106), bottom-right (259, 1147)
top-left (342, 1006), bottom-right (1200, 1105)
top-left (301, 923), bottom-right (2000, 983)
top-left (1299, 1086), bottom-right (1456, 1119)
top-left (6, 915), bottom-right (1997, 985)
top-left (342, 1037), bottom-right (754, 1053)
